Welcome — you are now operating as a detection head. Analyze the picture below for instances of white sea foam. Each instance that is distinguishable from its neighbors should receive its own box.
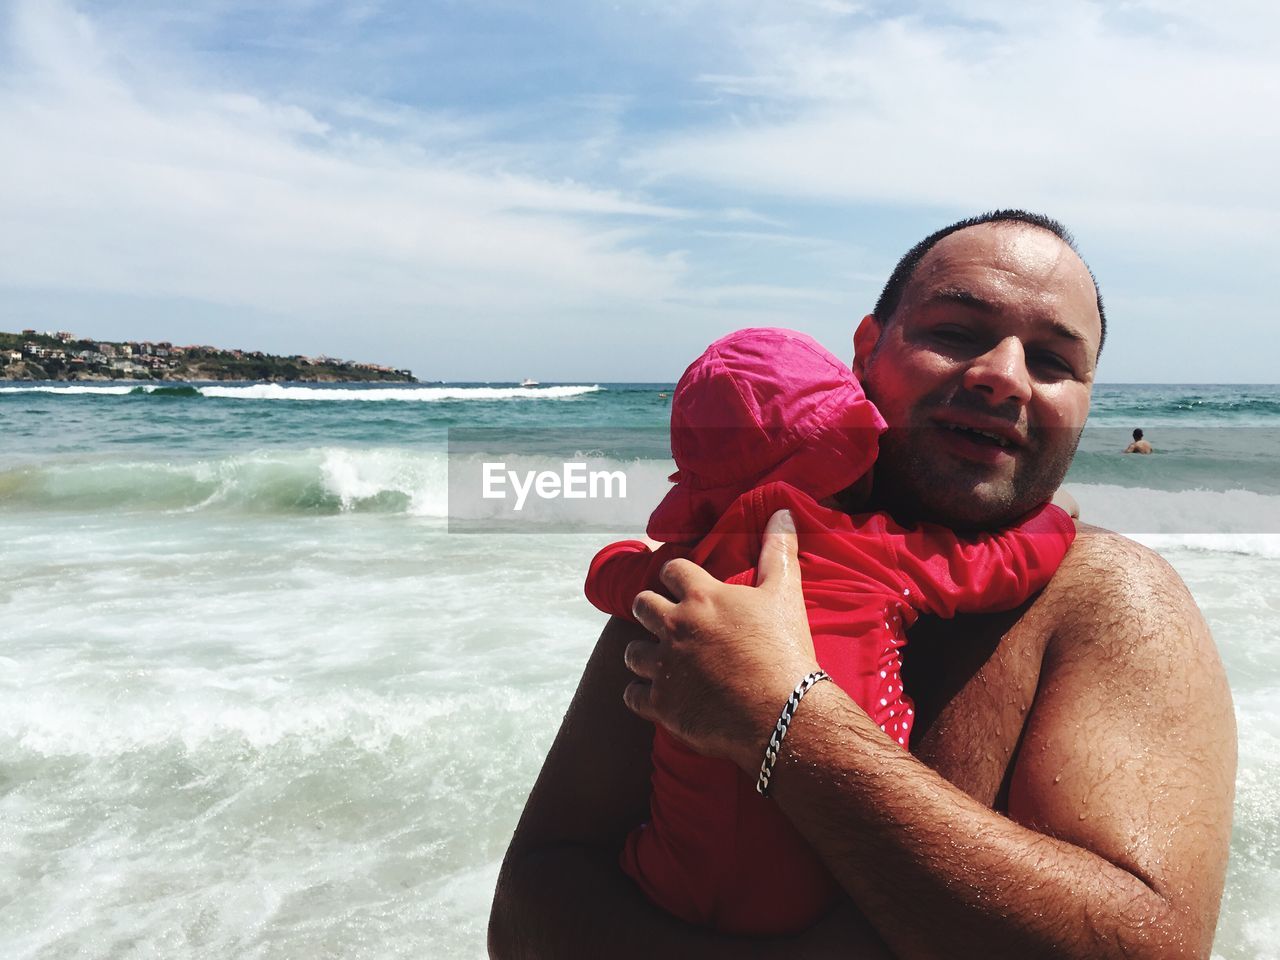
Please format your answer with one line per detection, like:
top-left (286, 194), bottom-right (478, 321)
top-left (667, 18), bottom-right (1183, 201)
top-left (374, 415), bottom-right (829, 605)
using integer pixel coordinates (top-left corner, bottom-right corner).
top-left (12, 457), bottom-right (1280, 543)
top-left (0, 447), bottom-right (447, 515)
top-left (1133, 533), bottom-right (1280, 559)
top-left (0, 509), bottom-right (600, 959)
top-left (0, 382), bottom-right (602, 401)
top-left (0, 383), bottom-right (139, 395)
top-left (4, 433), bottom-right (1278, 957)
top-left (198, 383), bottom-right (603, 401)
top-left (1, 502), bottom-right (1275, 958)
top-left (1071, 483), bottom-right (1280, 540)
top-left (317, 447), bottom-right (452, 516)
top-left (0, 447), bottom-right (674, 525)
top-left (0, 685), bottom-right (543, 758)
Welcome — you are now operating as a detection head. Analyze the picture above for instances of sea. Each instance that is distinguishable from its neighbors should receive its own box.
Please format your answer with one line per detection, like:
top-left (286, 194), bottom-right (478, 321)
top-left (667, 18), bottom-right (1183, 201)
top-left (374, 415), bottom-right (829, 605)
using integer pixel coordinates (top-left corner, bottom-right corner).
top-left (1, 380), bottom-right (1277, 959)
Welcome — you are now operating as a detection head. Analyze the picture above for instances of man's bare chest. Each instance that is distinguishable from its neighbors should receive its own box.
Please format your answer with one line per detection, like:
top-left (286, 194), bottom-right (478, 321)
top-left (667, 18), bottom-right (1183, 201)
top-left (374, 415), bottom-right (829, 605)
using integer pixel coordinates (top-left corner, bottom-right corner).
top-left (902, 602), bottom-right (1049, 809)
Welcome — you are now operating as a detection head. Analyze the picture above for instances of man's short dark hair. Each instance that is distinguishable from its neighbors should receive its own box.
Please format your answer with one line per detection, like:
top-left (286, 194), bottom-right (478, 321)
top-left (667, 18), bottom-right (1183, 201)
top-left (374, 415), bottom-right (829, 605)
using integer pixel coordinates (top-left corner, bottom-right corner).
top-left (872, 210), bottom-right (1107, 358)
top-left (1133, 428), bottom-right (1144, 440)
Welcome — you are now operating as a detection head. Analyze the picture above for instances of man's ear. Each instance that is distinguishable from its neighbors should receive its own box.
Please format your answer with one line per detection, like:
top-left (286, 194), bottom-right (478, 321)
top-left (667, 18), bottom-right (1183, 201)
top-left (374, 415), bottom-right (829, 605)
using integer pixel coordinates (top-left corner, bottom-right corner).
top-left (851, 314), bottom-right (882, 380)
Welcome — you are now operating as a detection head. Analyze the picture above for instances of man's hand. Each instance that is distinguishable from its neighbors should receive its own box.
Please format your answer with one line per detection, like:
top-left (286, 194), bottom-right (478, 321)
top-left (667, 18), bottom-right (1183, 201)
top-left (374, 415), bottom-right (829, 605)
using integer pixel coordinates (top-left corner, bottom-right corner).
top-left (623, 509), bottom-right (821, 772)
top-left (490, 611), bottom-right (897, 960)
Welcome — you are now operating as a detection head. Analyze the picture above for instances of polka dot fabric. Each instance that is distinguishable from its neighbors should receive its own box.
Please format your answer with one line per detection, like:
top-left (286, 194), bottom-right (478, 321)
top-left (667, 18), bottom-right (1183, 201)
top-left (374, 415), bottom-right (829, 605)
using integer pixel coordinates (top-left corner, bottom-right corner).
top-left (593, 480), bottom-right (1077, 935)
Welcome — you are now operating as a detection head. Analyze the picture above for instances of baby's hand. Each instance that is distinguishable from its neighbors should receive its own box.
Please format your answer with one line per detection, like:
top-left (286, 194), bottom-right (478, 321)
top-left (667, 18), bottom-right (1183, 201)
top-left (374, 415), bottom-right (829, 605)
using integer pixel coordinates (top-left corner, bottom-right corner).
top-left (1051, 487), bottom-right (1080, 519)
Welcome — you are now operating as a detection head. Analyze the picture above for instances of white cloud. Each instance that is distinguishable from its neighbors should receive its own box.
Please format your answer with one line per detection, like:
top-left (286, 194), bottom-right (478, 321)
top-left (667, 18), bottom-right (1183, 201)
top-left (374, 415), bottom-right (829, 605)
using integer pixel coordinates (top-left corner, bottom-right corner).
top-left (2, 0), bottom-right (1275, 380)
top-left (632, 0), bottom-right (1280, 245)
top-left (0, 0), bottom-right (690, 355)
top-left (667, 282), bottom-right (844, 306)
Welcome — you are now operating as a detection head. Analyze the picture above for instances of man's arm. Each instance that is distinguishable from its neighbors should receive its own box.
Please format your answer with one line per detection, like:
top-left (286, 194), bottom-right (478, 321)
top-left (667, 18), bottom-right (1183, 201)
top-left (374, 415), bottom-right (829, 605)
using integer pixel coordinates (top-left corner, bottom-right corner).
top-left (487, 614), bottom-right (892, 959)
top-left (626, 514), bottom-right (1235, 960)
top-left (488, 615), bottom-right (694, 959)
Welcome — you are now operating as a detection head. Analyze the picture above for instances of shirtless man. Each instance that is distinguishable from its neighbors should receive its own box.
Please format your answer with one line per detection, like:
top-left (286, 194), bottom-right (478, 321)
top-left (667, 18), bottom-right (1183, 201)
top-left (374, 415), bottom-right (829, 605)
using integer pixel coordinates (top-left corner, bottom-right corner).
top-left (489, 212), bottom-right (1235, 959)
top-left (1125, 428), bottom-right (1154, 453)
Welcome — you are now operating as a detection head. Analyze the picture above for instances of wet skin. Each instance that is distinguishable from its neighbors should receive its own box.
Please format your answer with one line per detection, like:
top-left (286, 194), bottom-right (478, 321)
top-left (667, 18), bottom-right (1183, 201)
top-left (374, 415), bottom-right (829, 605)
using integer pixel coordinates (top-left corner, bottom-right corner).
top-left (854, 223), bottom-right (1099, 529)
top-left (490, 224), bottom-right (1235, 960)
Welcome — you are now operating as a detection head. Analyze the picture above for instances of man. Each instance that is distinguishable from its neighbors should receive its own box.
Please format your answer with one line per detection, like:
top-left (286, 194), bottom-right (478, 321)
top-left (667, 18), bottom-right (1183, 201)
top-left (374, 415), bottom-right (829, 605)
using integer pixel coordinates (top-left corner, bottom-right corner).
top-left (489, 212), bottom-right (1235, 959)
top-left (1125, 428), bottom-right (1154, 454)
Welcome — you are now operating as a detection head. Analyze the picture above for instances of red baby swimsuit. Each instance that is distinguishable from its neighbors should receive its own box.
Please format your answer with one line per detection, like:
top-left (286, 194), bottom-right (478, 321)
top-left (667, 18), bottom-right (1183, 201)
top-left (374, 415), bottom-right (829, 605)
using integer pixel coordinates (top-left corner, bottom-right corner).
top-left (585, 479), bottom-right (1075, 935)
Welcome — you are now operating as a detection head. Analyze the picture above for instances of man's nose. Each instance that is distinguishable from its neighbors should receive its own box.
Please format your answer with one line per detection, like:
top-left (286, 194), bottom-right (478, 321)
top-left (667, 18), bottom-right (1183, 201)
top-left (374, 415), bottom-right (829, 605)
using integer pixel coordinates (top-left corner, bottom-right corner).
top-left (962, 337), bottom-right (1032, 406)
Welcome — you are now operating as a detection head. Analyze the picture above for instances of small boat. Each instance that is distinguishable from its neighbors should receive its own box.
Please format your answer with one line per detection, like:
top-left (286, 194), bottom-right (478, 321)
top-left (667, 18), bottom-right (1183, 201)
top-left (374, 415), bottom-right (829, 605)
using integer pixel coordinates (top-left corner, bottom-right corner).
top-left (519, 378), bottom-right (539, 387)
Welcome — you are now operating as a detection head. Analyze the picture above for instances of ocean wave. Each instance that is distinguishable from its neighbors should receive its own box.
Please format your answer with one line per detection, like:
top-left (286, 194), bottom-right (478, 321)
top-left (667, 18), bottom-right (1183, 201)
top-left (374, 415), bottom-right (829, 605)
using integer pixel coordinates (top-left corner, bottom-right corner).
top-left (198, 383), bottom-right (604, 402)
top-left (8, 452), bottom-right (1280, 538)
top-left (0, 383), bottom-right (603, 402)
top-left (1067, 443), bottom-right (1280, 495)
top-left (0, 686), bottom-right (540, 758)
top-left (1071, 483), bottom-right (1280, 542)
top-left (1131, 533), bottom-right (1280, 559)
top-left (0, 448), bottom-right (450, 516)
top-left (0, 383), bottom-right (139, 396)
top-left (0, 448), bottom-right (673, 521)
top-left (136, 384), bottom-right (203, 397)
top-left (1090, 392), bottom-right (1280, 425)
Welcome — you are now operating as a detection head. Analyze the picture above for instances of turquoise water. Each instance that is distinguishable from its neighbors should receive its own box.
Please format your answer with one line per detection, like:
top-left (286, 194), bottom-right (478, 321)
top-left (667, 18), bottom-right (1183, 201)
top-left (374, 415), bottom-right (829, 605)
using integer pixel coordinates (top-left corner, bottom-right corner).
top-left (1, 380), bottom-right (1278, 958)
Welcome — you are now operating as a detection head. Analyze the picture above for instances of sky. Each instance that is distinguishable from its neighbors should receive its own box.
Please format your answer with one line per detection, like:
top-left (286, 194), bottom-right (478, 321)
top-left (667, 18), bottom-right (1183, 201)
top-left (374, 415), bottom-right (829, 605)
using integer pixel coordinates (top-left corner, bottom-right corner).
top-left (0, 0), bottom-right (1276, 382)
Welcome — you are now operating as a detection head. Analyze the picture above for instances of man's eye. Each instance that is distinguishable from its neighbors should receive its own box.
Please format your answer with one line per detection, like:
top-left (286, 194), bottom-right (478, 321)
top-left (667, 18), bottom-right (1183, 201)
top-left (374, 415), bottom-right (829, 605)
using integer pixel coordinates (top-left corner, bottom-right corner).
top-left (931, 327), bottom-right (973, 344)
top-left (1032, 352), bottom-right (1074, 376)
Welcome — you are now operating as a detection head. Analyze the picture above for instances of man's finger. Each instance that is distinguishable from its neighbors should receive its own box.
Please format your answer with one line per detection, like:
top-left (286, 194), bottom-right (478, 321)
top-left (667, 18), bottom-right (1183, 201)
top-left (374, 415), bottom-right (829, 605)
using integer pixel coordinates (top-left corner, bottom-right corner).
top-left (657, 557), bottom-right (716, 601)
top-left (632, 589), bottom-right (675, 639)
top-left (623, 637), bottom-right (661, 680)
top-left (622, 679), bottom-right (658, 723)
top-left (756, 509), bottom-right (800, 592)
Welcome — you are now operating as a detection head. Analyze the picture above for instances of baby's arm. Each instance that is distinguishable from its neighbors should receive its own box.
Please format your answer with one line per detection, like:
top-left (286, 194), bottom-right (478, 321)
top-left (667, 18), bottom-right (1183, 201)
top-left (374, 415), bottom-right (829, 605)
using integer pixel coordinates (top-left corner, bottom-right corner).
top-left (1051, 487), bottom-right (1080, 519)
top-left (873, 503), bottom-right (1077, 618)
top-left (584, 540), bottom-right (689, 621)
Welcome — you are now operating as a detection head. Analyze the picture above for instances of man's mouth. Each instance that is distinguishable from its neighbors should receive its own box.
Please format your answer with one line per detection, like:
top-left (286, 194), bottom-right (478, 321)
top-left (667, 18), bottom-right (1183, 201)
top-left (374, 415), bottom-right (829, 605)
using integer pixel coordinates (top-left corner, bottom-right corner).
top-left (941, 424), bottom-right (1013, 448)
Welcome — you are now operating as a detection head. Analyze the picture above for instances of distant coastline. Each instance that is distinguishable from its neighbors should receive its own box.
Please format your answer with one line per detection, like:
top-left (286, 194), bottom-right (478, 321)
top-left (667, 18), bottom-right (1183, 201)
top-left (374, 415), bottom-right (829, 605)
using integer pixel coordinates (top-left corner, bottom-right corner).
top-left (0, 329), bottom-right (416, 383)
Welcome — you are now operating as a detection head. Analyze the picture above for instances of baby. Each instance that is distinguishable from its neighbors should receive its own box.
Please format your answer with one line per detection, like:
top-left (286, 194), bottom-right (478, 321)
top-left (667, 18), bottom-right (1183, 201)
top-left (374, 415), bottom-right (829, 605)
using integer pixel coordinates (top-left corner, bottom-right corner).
top-left (584, 327), bottom-right (1076, 935)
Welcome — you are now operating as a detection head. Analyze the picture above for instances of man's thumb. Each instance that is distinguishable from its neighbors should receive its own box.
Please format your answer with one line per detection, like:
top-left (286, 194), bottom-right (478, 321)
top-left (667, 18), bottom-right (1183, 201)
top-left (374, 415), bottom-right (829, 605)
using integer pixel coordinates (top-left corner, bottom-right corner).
top-left (757, 509), bottom-right (799, 590)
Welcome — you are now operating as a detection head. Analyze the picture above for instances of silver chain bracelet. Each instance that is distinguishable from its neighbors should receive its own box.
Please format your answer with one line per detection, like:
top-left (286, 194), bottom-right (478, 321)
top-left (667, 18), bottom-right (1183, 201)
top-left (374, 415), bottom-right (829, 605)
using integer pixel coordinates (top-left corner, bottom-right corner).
top-left (756, 670), bottom-right (832, 798)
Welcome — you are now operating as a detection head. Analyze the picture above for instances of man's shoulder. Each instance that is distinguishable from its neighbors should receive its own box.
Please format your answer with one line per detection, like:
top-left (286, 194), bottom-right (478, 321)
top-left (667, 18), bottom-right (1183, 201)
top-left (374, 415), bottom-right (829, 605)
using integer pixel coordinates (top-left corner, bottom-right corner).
top-left (1006, 535), bottom-right (1235, 954)
top-left (1042, 524), bottom-right (1214, 668)
top-left (1056, 523), bottom-right (1184, 592)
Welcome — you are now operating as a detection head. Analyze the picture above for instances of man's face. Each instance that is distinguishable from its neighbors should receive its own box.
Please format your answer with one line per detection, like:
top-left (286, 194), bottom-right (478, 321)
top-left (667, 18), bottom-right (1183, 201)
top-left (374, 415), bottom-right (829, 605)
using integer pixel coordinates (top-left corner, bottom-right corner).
top-left (853, 223), bottom-right (1101, 529)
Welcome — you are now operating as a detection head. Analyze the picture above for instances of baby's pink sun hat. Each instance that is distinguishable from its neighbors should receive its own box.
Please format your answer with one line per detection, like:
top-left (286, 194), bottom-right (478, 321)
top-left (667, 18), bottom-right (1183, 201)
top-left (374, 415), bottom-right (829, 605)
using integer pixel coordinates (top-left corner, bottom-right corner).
top-left (647, 327), bottom-right (888, 543)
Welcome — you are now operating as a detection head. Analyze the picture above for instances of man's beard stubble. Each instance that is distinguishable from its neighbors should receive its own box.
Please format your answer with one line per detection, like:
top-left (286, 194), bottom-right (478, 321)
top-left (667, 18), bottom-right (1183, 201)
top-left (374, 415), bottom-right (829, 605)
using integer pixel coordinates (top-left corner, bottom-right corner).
top-left (869, 416), bottom-right (1083, 531)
